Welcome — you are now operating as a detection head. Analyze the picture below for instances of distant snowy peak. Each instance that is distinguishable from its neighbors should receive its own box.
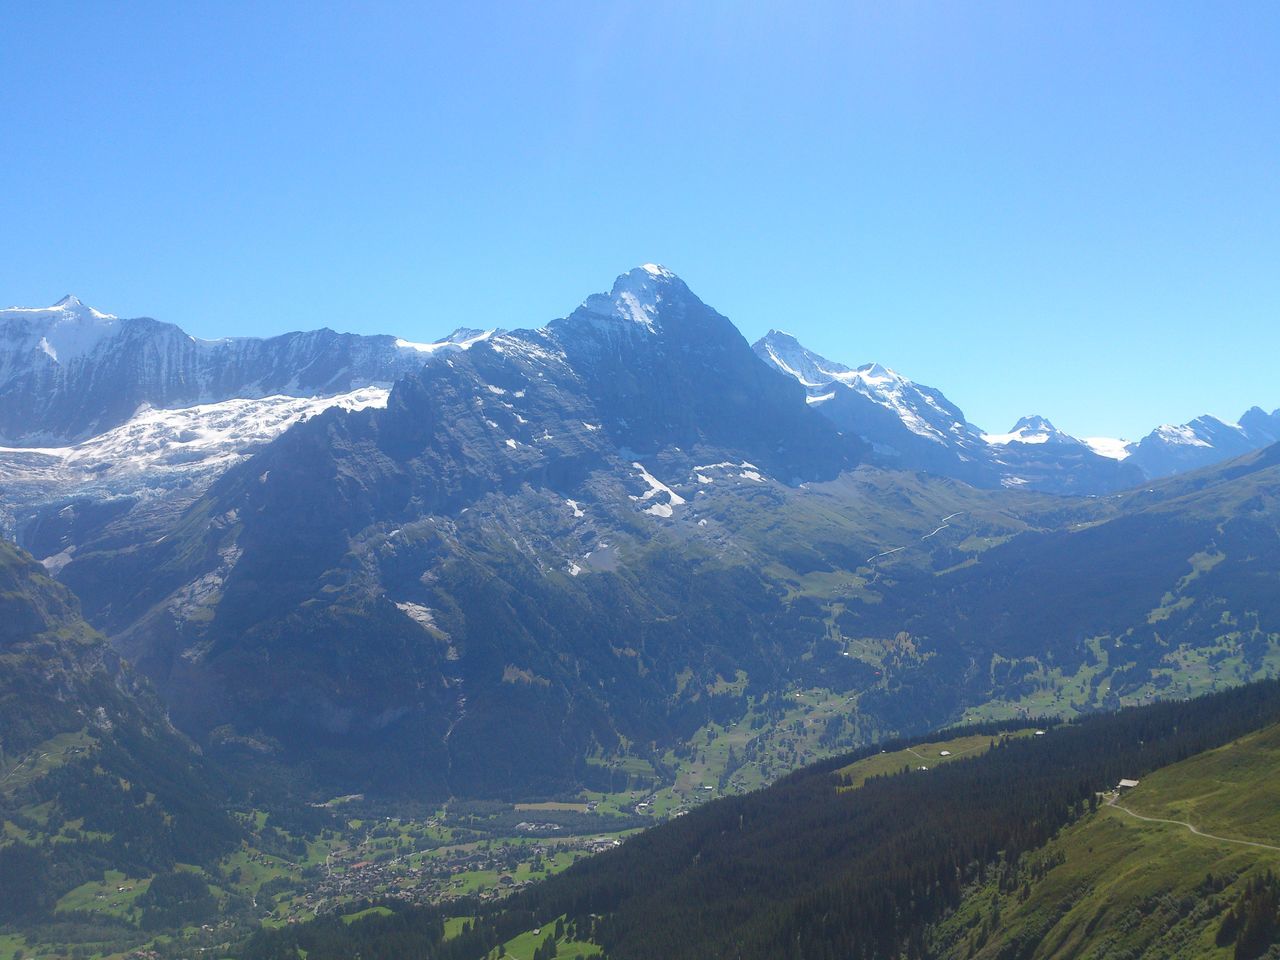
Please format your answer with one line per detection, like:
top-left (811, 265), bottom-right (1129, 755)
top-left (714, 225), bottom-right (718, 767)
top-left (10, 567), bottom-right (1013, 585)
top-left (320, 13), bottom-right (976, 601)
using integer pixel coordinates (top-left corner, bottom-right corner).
top-left (1152, 421), bottom-right (1221, 447)
top-left (755, 330), bottom-right (855, 387)
top-left (2, 294), bottom-right (117, 322)
top-left (1, 295), bottom-right (122, 365)
top-left (982, 415), bottom-right (1081, 447)
top-left (753, 331), bottom-right (977, 447)
top-left (1127, 409), bottom-right (1279, 479)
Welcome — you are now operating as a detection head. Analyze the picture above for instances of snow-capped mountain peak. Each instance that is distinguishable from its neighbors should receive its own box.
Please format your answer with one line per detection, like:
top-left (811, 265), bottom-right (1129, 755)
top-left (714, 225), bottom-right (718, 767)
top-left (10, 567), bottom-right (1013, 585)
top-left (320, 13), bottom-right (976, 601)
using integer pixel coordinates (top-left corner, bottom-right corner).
top-left (1125, 410), bottom-right (1277, 479)
top-left (1, 295), bottom-right (122, 366)
top-left (574, 264), bottom-right (687, 333)
top-left (755, 330), bottom-right (854, 388)
top-left (3, 295), bottom-right (117, 322)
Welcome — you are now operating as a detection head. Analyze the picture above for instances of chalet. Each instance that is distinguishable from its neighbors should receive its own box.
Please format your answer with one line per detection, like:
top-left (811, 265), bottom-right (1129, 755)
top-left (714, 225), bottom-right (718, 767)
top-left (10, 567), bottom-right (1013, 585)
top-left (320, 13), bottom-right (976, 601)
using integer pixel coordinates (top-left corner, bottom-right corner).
top-left (1117, 778), bottom-right (1140, 790)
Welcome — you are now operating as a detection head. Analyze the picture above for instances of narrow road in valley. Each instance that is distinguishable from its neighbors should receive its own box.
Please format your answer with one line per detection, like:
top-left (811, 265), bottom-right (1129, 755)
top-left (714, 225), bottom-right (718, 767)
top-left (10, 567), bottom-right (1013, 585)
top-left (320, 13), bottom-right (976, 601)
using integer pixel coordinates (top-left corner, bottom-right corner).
top-left (866, 512), bottom-right (967, 565)
top-left (921, 512), bottom-right (965, 541)
top-left (0, 751), bottom-right (48, 786)
top-left (865, 545), bottom-right (907, 563)
top-left (1106, 797), bottom-right (1280, 853)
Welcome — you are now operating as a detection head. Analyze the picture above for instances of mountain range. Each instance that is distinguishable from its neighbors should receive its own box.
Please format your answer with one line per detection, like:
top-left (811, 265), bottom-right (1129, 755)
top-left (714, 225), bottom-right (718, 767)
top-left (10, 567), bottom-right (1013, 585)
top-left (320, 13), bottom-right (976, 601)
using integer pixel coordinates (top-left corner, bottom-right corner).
top-left (754, 329), bottom-right (1280, 493)
top-left (4, 280), bottom-right (1276, 563)
top-left (0, 266), bottom-right (1273, 803)
top-left (0, 294), bottom-right (491, 446)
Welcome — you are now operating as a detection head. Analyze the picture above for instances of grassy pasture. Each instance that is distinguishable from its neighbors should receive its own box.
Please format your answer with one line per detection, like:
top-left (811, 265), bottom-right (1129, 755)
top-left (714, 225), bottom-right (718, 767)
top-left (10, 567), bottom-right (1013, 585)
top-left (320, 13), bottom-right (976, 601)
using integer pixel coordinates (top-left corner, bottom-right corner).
top-left (837, 728), bottom-right (1039, 789)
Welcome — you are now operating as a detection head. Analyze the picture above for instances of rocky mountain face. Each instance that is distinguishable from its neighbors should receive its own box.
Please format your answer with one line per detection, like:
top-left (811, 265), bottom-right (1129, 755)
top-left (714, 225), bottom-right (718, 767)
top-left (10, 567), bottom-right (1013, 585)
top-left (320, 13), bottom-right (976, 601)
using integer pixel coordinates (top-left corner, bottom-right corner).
top-left (0, 295), bottom-right (482, 445)
top-left (59, 266), bottom-right (876, 797)
top-left (755, 331), bottom-right (1277, 493)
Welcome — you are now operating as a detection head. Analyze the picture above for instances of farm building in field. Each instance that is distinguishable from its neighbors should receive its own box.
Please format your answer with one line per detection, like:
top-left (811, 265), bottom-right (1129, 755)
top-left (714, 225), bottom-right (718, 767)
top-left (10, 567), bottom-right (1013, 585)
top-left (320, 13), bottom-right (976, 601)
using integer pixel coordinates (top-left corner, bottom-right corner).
top-left (1117, 778), bottom-right (1140, 790)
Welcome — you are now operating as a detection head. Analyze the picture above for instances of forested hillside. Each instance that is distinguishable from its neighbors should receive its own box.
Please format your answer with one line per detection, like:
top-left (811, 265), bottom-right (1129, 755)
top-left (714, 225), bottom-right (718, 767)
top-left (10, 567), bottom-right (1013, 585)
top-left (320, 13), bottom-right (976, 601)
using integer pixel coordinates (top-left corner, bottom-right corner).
top-left (0, 538), bottom-right (238, 932)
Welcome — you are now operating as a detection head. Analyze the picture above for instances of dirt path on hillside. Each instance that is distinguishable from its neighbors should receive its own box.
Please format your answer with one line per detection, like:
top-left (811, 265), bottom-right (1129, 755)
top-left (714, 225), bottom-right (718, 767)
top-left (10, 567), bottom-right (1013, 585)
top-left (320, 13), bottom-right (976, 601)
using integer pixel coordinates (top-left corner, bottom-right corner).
top-left (1107, 797), bottom-right (1280, 853)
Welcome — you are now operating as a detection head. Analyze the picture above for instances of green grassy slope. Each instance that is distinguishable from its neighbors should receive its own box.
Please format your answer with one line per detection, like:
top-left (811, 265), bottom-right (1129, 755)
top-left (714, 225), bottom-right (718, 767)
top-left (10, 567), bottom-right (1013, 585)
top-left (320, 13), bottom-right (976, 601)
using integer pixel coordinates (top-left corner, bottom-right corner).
top-left (929, 722), bottom-right (1280, 959)
top-left (837, 728), bottom-right (1040, 789)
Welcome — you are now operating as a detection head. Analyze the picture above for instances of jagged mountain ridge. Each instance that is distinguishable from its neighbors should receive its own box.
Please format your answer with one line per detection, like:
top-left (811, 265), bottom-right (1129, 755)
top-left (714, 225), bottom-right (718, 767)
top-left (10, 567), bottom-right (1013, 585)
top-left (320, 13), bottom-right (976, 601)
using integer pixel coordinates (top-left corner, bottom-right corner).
top-left (754, 331), bottom-right (1144, 493)
top-left (1127, 407), bottom-right (1280, 479)
top-left (754, 330), bottom-right (1278, 493)
top-left (755, 330), bottom-right (994, 484)
top-left (0, 294), bottom-right (486, 445)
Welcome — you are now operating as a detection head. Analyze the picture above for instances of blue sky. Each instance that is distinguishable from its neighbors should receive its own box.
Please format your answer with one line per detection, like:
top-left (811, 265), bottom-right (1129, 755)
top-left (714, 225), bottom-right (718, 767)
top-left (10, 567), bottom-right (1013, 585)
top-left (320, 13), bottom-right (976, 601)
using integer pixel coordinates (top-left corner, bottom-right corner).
top-left (2, 1), bottom-right (1277, 439)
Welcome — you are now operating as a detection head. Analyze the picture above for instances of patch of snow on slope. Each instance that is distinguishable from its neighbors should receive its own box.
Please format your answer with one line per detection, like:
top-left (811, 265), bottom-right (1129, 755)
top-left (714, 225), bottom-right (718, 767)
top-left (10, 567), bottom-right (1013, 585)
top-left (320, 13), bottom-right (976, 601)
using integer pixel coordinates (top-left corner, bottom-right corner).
top-left (1152, 424), bottom-right (1213, 447)
top-left (1082, 436), bottom-right (1133, 460)
top-left (983, 429), bottom-right (1051, 445)
top-left (395, 602), bottom-right (438, 629)
top-left (834, 364), bottom-right (959, 443)
top-left (394, 329), bottom-right (493, 354)
top-left (629, 462), bottom-right (686, 517)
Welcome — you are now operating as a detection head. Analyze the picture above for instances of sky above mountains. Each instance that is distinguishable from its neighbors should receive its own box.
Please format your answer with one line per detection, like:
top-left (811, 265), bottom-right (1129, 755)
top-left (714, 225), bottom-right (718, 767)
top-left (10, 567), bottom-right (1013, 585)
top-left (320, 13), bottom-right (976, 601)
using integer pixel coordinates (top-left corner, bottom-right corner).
top-left (2, 1), bottom-right (1277, 438)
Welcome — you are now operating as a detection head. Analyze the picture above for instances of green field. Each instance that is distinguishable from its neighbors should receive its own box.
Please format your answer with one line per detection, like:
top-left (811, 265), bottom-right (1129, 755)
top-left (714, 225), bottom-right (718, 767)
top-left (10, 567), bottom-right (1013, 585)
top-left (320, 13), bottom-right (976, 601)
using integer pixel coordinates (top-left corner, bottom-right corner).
top-left (0, 730), bottom-right (97, 796)
top-left (55, 869), bottom-right (152, 920)
top-left (341, 905), bottom-right (394, 923)
top-left (837, 728), bottom-right (1039, 789)
top-left (497, 917), bottom-right (602, 960)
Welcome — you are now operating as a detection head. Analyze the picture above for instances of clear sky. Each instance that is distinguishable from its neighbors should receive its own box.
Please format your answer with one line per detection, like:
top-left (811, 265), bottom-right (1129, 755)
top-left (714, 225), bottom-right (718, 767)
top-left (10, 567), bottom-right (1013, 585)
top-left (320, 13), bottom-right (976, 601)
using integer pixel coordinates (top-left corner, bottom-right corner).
top-left (2, 2), bottom-right (1277, 439)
